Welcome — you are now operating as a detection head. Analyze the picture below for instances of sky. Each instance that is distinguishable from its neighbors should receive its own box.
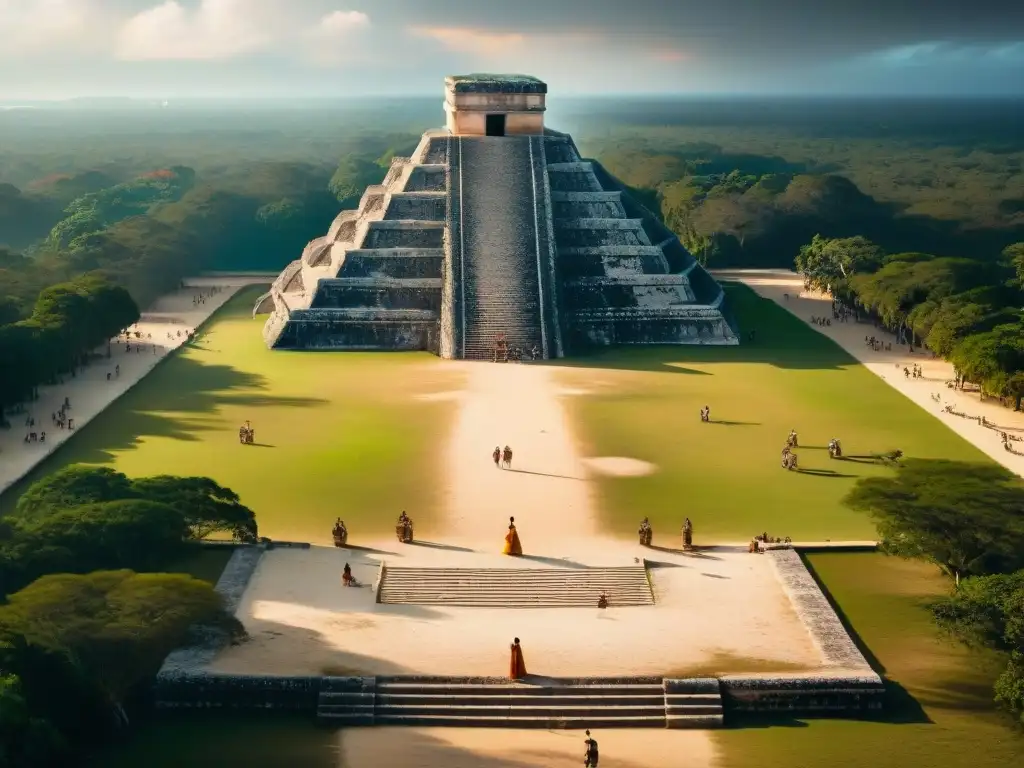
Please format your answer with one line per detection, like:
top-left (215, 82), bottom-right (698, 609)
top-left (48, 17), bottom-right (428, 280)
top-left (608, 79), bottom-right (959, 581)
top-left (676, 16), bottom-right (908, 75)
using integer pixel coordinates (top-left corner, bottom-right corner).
top-left (1, 0), bottom-right (1023, 99)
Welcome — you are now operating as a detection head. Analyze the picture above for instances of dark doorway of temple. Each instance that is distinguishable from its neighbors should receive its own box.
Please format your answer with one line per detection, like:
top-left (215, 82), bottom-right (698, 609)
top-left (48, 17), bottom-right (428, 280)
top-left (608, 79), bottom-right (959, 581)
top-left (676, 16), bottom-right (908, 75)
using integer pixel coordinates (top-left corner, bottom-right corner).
top-left (485, 114), bottom-right (506, 136)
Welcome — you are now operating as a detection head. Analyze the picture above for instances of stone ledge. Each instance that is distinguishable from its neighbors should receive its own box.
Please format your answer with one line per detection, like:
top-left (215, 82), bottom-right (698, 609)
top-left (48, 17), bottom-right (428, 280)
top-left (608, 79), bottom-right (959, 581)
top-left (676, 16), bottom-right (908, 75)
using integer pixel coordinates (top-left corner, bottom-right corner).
top-left (549, 191), bottom-right (621, 202)
top-left (556, 218), bottom-right (644, 229)
top-left (158, 545), bottom-right (265, 677)
top-left (560, 246), bottom-right (665, 257)
top-left (767, 549), bottom-right (876, 672)
top-left (566, 275), bottom-right (689, 287)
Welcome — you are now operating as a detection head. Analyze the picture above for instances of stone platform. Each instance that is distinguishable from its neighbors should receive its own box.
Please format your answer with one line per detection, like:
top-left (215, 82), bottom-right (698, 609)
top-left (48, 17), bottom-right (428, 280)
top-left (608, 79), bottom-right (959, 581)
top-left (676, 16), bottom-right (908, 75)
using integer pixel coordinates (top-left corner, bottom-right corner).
top-left (377, 565), bottom-right (655, 608)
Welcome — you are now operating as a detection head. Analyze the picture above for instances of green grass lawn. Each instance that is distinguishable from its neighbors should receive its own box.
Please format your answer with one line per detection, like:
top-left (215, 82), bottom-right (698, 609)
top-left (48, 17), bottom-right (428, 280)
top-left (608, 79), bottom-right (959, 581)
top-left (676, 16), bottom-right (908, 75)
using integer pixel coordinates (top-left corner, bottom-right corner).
top-left (556, 284), bottom-right (989, 541)
top-left (0, 287), bottom-right (463, 541)
top-left (714, 552), bottom-right (1024, 768)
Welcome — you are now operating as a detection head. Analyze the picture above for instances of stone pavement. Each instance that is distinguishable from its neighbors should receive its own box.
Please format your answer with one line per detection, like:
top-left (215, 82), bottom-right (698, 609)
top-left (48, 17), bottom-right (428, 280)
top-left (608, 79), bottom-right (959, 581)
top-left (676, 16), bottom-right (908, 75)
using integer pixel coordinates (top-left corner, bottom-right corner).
top-left (0, 277), bottom-right (268, 497)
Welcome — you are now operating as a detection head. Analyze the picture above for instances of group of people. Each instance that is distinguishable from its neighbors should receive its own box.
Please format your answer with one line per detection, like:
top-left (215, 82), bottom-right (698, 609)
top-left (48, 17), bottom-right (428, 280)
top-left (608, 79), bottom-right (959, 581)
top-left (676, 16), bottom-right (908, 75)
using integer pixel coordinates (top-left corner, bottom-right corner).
top-left (105, 364), bottom-right (121, 382)
top-left (636, 516), bottom-right (693, 550)
top-left (749, 532), bottom-right (793, 553)
top-left (238, 420), bottom-right (255, 445)
top-left (491, 333), bottom-right (540, 363)
top-left (492, 445), bottom-right (514, 469)
top-left (332, 518), bottom-right (348, 547)
top-left (864, 335), bottom-right (894, 353)
top-left (904, 363), bottom-right (924, 379)
top-left (781, 443), bottom-right (798, 470)
top-left (809, 315), bottom-right (832, 327)
top-left (24, 397), bottom-right (75, 443)
top-left (396, 511), bottom-right (414, 543)
top-left (699, 405), bottom-right (711, 423)
top-left (192, 286), bottom-right (221, 307)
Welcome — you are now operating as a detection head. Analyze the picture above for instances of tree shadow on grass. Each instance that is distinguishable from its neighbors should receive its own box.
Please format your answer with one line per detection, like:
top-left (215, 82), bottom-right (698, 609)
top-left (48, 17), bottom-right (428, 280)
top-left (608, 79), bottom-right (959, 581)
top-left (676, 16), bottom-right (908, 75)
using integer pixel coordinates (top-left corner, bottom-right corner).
top-left (0, 354), bottom-right (328, 514)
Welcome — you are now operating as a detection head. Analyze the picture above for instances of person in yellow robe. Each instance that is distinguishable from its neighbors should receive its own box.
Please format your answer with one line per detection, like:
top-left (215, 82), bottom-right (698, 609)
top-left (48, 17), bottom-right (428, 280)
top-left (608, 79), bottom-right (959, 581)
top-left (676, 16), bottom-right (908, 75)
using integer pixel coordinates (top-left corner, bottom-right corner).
top-left (503, 516), bottom-right (523, 555)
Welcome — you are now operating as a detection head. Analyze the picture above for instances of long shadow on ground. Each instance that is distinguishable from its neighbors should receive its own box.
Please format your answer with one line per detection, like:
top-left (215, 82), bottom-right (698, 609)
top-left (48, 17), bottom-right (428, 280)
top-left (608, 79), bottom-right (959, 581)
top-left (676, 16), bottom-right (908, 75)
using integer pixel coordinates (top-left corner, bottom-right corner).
top-left (0, 353), bottom-right (328, 514)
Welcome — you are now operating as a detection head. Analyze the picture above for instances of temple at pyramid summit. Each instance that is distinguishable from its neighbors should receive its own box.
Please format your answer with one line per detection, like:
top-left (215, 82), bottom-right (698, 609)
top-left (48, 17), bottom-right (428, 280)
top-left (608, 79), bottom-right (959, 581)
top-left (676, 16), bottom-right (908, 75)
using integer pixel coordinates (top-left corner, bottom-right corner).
top-left (255, 74), bottom-right (739, 357)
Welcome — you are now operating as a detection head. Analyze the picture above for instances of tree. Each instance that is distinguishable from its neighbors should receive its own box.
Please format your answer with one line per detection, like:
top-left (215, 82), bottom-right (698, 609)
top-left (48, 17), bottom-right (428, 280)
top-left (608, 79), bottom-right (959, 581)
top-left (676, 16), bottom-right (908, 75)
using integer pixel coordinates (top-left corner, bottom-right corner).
top-left (844, 459), bottom-right (1024, 585)
top-left (132, 476), bottom-right (258, 542)
top-left (4, 500), bottom-right (191, 592)
top-left (13, 466), bottom-right (257, 543)
top-left (0, 571), bottom-right (244, 726)
top-left (14, 466), bottom-right (135, 520)
top-left (1002, 242), bottom-right (1024, 290)
top-left (795, 234), bottom-right (884, 291)
top-left (328, 156), bottom-right (383, 205)
top-left (950, 323), bottom-right (1024, 408)
top-left (931, 570), bottom-right (1024, 722)
top-left (0, 673), bottom-right (67, 767)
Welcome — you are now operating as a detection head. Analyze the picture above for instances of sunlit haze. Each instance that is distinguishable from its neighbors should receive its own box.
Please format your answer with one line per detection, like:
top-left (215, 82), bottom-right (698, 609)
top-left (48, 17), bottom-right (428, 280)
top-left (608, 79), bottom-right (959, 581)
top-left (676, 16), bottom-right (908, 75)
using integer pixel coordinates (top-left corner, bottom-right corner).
top-left (2, 0), bottom-right (1023, 100)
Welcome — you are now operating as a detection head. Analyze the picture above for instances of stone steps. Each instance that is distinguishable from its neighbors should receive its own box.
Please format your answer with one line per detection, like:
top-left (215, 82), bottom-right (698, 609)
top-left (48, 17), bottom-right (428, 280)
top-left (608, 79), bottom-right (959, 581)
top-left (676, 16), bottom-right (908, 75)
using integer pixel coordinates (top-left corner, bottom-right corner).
top-left (457, 136), bottom-right (546, 360)
top-left (378, 566), bottom-right (654, 608)
top-left (316, 678), bottom-right (724, 728)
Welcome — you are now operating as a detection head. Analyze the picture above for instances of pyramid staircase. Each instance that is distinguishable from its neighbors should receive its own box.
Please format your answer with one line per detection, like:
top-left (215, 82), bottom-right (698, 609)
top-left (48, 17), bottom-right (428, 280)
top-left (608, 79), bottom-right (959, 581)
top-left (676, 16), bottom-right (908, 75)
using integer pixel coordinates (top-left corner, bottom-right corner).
top-left (316, 677), bottom-right (723, 728)
top-left (454, 136), bottom-right (553, 360)
top-left (377, 565), bottom-right (654, 608)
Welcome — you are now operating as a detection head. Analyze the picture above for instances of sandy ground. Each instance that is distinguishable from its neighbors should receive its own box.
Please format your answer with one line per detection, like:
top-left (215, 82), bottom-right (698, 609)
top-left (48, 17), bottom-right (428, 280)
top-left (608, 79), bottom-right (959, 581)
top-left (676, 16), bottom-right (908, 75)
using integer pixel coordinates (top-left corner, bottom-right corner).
top-left (442, 362), bottom-right (599, 544)
top-left (339, 727), bottom-right (715, 768)
top-left (0, 277), bottom-right (268, 496)
top-left (211, 357), bottom-right (817, 679)
top-left (716, 269), bottom-right (1024, 477)
top-left (209, 544), bottom-right (819, 678)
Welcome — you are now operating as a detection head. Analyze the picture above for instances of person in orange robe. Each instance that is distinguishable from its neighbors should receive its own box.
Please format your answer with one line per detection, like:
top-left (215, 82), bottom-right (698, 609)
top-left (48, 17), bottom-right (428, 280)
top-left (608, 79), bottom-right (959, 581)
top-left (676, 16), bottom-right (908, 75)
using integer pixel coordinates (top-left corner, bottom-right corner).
top-left (509, 637), bottom-right (527, 679)
top-left (503, 516), bottom-right (523, 556)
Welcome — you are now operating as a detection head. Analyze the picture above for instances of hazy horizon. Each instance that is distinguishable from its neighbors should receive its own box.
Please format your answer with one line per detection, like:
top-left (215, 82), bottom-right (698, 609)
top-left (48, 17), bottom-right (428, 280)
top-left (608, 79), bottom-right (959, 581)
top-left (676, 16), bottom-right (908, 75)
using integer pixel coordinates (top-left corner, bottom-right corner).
top-left (1, 1), bottom-right (1023, 100)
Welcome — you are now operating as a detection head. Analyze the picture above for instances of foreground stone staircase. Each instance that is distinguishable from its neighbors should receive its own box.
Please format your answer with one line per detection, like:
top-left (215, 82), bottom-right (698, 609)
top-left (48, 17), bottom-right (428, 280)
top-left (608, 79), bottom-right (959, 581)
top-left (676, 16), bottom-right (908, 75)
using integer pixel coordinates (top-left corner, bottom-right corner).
top-left (456, 136), bottom-right (551, 360)
top-left (378, 566), bottom-right (654, 608)
top-left (316, 677), bottom-right (724, 728)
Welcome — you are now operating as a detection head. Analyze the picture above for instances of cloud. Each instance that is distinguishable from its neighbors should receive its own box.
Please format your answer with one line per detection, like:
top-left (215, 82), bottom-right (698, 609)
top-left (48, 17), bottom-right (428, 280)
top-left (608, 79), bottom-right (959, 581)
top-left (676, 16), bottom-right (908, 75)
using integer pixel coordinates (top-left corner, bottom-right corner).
top-left (860, 40), bottom-right (1024, 67)
top-left (304, 10), bottom-right (371, 66)
top-left (115, 1), bottom-right (370, 62)
top-left (315, 10), bottom-right (370, 37)
top-left (410, 26), bottom-right (527, 56)
top-left (0, 0), bottom-right (109, 54)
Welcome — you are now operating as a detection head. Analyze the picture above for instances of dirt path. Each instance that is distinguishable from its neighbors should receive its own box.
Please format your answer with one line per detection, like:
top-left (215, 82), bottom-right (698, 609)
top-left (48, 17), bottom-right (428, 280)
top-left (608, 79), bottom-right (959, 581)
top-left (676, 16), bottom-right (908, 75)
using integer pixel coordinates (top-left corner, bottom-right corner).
top-left (0, 277), bottom-right (267, 497)
top-left (716, 268), bottom-right (1024, 477)
top-left (442, 362), bottom-right (599, 549)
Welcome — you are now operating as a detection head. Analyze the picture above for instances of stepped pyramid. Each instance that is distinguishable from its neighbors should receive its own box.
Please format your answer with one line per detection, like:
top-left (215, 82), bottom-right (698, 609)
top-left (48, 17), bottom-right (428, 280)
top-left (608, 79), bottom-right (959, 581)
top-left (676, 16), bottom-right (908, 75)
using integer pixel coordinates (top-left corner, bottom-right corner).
top-left (256, 74), bottom-right (738, 357)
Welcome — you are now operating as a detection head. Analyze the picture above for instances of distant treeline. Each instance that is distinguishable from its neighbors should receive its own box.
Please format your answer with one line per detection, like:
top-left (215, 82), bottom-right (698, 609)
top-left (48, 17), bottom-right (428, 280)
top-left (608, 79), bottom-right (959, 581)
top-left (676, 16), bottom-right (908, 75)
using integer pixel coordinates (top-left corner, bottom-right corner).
top-left (591, 143), bottom-right (1024, 270)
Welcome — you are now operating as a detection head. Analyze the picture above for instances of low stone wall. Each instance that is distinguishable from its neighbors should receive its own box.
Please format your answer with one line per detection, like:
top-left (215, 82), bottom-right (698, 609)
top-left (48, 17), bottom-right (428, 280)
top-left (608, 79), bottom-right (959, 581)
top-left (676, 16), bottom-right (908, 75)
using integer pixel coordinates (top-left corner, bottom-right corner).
top-left (720, 673), bottom-right (885, 714)
top-left (158, 545), bottom-right (264, 676)
top-left (716, 548), bottom-right (887, 715)
top-left (155, 674), bottom-right (322, 711)
top-left (767, 549), bottom-right (875, 670)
